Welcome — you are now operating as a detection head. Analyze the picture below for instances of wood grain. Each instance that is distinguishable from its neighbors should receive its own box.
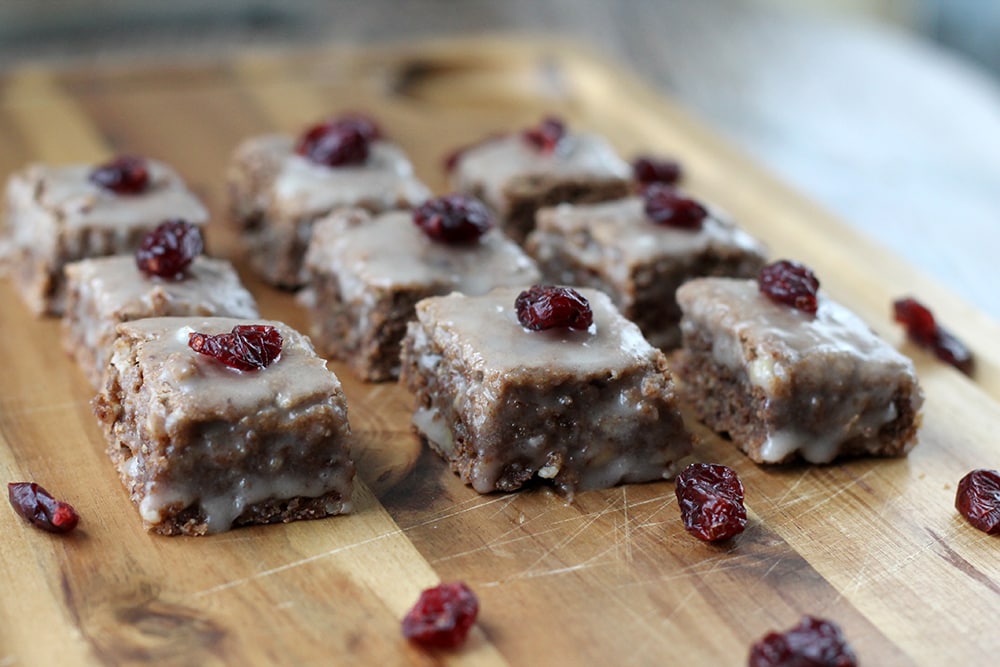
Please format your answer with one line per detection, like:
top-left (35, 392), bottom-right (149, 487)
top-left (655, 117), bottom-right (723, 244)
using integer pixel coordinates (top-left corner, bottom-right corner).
top-left (2, 38), bottom-right (999, 666)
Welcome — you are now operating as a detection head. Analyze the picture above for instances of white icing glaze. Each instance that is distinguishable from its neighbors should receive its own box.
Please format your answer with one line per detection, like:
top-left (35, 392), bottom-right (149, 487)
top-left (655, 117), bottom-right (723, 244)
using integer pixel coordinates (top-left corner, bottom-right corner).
top-left (677, 278), bottom-right (921, 463)
top-left (64, 256), bottom-right (259, 385)
top-left (263, 136), bottom-right (430, 217)
top-left (759, 400), bottom-right (899, 464)
top-left (11, 160), bottom-right (208, 231)
top-left (679, 278), bottom-right (914, 371)
top-left (68, 255), bottom-right (257, 323)
top-left (451, 133), bottom-right (630, 212)
top-left (418, 287), bottom-right (657, 378)
top-left (533, 196), bottom-right (767, 283)
top-left (305, 209), bottom-right (541, 302)
top-left (412, 405), bottom-right (454, 456)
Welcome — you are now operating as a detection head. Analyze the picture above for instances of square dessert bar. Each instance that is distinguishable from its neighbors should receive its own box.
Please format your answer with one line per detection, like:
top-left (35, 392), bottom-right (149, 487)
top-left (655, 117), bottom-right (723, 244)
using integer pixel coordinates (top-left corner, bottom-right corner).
top-left (226, 133), bottom-right (430, 288)
top-left (527, 196), bottom-right (768, 349)
top-left (63, 255), bottom-right (259, 388)
top-left (448, 120), bottom-right (631, 243)
top-left (301, 207), bottom-right (541, 382)
top-left (93, 316), bottom-right (355, 536)
top-left (674, 277), bottom-right (924, 464)
top-left (399, 287), bottom-right (692, 495)
top-left (2, 159), bottom-right (207, 315)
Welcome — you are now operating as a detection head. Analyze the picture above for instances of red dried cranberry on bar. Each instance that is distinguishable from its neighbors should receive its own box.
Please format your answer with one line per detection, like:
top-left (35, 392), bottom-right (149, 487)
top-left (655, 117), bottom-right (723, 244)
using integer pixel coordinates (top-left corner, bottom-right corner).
top-left (188, 324), bottom-right (283, 371)
top-left (413, 195), bottom-right (493, 244)
top-left (632, 154), bottom-right (683, 186)
top-left (642, 183), bottom-right (707, 230)
top-left (759, 260), bottom-right (820, 314)
top-left (89, 155), bottom-right (150, 195)
top-left (522, 116), bottom-right (566, 153)
top-left (135, 219), bottom-right (204, 279)
top-left (515, 285), bottom-right (593, 331)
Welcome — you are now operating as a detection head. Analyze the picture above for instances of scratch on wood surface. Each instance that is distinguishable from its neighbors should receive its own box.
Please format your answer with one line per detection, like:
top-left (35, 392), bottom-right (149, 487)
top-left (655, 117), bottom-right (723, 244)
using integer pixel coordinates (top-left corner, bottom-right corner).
top-left (610, 553), bottom-right (748, 590)
top-left (760, 556), bottom-right (785, 581)
top-left (403, 493), bottom-right (514, 530)
top-left (632, 493), bottom-right (677, 527)
top-left (487, 495), bottom-right (519, 518)
top-left (479, 498), bottom-right (623, 586)
top-left (191, 529), bottom-right (401, 598)
top-left (801, 469), bottom-right (875, 513)
top-left (627, 493), bottom-right (677, 509)
top-left (842, 537), bottom-right (936, 592)
top-left (623, 588), bottom-right (698, 667)
top-left (431, 506), bottom-right (563, 564)
top-left (622, 486), bottom-right (633, 564)
top-left (478, 543), bottom-right (620, 587)
top-left (772, 469), bottom-right (811, 505)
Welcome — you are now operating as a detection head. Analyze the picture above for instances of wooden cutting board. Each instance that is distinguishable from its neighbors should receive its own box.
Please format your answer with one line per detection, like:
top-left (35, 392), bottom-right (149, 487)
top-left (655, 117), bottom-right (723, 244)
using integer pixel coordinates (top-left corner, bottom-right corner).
top-left (2, 37), bottom-right (999, 666)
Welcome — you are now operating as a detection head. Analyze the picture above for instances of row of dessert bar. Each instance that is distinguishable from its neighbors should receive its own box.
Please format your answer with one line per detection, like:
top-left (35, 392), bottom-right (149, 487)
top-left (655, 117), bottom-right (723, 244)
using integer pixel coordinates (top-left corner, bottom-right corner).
top-left (243, 114), bottom-right (770, 379)
top-left (164, 111), bottom-right (924, 477)
top-left (0, 113), bottom-right (922, 537)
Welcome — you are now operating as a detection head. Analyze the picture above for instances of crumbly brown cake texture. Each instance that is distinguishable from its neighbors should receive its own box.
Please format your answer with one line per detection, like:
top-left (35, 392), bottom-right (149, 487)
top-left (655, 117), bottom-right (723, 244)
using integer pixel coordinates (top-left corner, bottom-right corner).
top-left (226, 134), bottom-right (430, 288)
top-left (674, 277), bottom-right (924, 464)
top-left (527, 196), bottom-right (768, 349)
top-left (63, 255), bottom-right (259, 388)
top-left (449, 131), bottom-right (631, 243)
top-left (1, 160), bottom-right (208, 316)
top-left (399, 287), bottom-right (693, 495)
top-left (300, 207), bottom-right (541, 382)
top-left (93, 316), bottom-right (354, 536)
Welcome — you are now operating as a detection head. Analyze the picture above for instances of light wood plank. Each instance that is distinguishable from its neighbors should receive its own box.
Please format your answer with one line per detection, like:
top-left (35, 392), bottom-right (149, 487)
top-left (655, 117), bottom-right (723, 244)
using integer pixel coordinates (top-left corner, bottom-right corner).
top-left (2, 38), bottom-right (999, 665)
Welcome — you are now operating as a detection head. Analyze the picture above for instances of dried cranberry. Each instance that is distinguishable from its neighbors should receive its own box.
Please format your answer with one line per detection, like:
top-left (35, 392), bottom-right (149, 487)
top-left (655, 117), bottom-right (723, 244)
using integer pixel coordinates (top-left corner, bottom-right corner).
top-left (135, 219), bottom-right (204, 279)
top-left (955, 469), bottom-right (1000, 534)
top-left (515, 285), bottom-right (593, 331)
top-left (295, 117), bottom-right (371, 167)
top-left (632, 155), bottom-right (683, 186)
top-left (413, 195), bottom-right (493, 244)
top-left (749, 616), bottom-right (858, 667)
top-left (331, 112), bottom-right (382, 141)
top-left (8, 482), bottom-right (79, 534)
top-left (523, 116), bottom-right (566, 153)
top-left (675, 463), bottom-right (747, 542)
top-left (188, 325), bottom-right (283, 371)
top-left (89, 155), bottom-right (150, 195)
top-left (402, 581), bottom-right (479, 649)
top-left (642, 183), bottom-right (707, 230)
top-left (893, 297), bottom-right (974, 375)
top-left (758, 260), bottom-right (820, 314)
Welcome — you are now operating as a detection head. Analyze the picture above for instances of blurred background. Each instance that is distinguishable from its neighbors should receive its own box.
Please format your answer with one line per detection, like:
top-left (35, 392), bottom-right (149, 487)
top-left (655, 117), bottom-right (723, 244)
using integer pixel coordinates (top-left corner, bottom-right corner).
top-left (1, 0), bottom-right (999, 318)
top-left (2, 0), bottom-right (998, 76)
